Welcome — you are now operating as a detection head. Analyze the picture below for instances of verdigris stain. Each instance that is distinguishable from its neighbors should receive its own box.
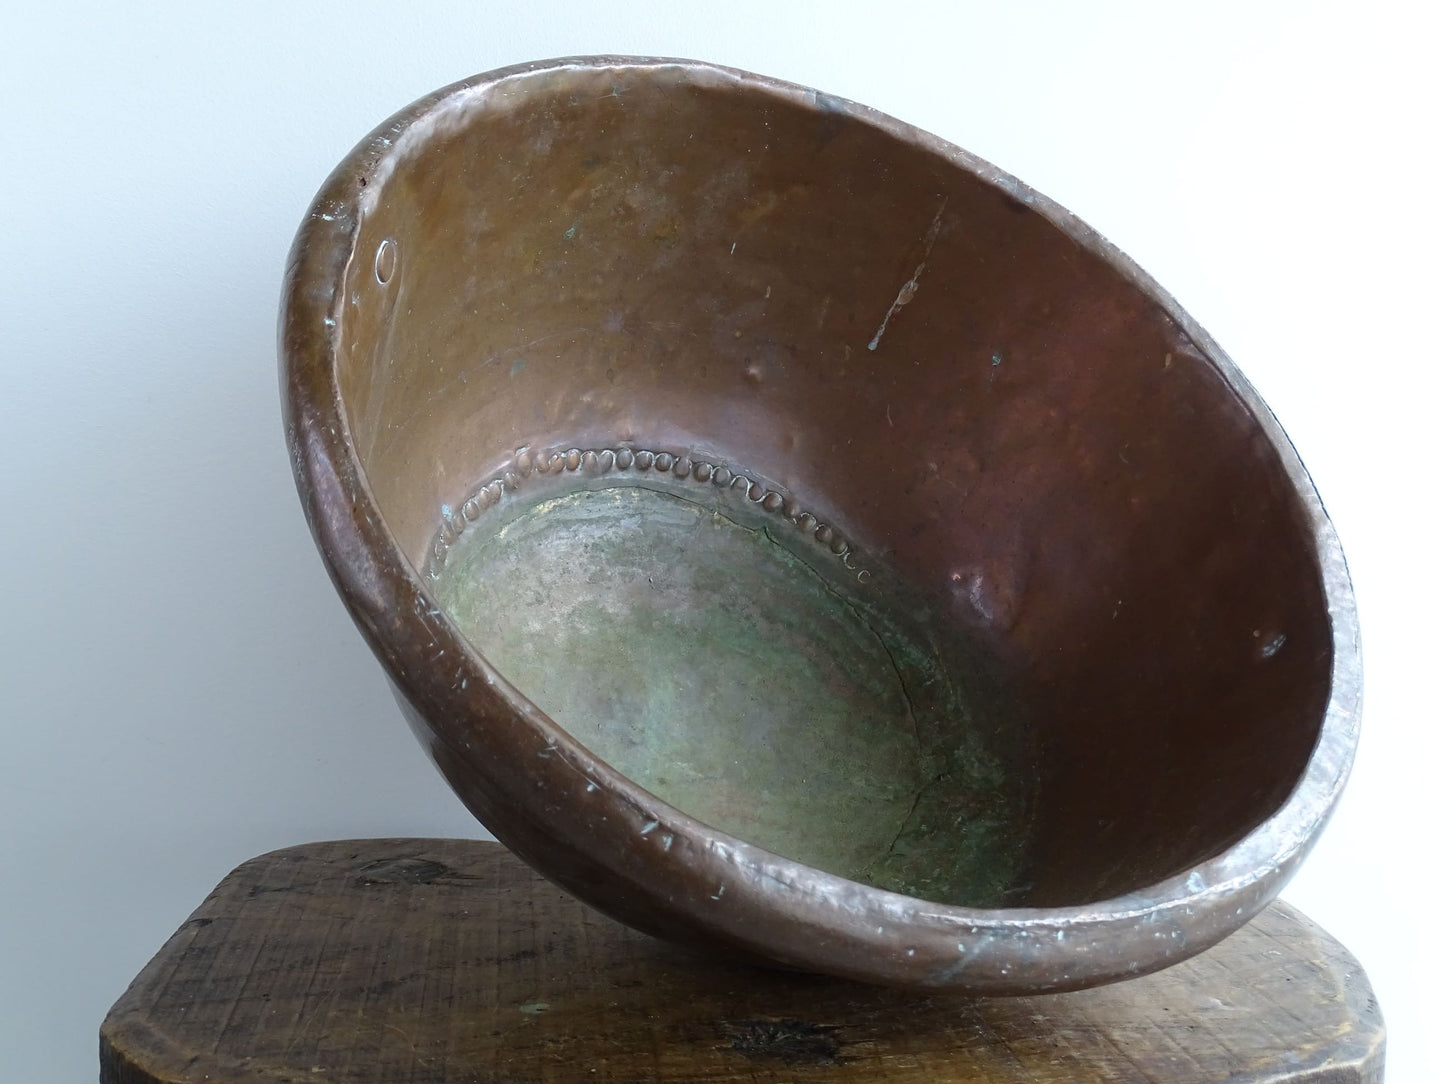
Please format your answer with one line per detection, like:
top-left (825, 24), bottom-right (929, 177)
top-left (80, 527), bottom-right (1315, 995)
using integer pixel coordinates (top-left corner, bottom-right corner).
top-left (433, 477), bottom-right (1031, 906)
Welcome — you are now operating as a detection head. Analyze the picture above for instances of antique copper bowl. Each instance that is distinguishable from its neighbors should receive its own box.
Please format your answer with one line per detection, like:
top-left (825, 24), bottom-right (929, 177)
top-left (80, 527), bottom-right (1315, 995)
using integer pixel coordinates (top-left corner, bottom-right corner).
top-left (280, 57), bottom-right (1360, 993)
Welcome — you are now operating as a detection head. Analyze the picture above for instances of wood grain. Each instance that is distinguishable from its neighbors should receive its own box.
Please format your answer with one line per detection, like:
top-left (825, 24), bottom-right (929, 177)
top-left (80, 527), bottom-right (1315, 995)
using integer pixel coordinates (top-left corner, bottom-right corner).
top-left (100, 839), bottom-right (1383, 1082)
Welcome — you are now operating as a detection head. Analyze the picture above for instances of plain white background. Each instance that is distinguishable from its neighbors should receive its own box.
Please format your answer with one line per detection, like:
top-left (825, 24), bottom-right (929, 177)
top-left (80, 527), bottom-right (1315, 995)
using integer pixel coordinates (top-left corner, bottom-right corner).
top-left (2, 2), bottom-right (1439, 1079)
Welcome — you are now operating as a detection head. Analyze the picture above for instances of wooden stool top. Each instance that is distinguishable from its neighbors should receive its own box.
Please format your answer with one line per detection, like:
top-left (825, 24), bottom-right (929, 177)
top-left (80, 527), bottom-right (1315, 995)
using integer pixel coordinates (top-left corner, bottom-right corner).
top-left (101, 838), bottom-right (1383, 1082)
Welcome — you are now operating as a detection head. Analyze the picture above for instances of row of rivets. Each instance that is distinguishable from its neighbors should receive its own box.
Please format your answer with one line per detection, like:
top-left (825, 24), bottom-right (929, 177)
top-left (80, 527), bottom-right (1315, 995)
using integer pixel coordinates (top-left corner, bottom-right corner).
top-left (428, 445), bottom-right (867, 581)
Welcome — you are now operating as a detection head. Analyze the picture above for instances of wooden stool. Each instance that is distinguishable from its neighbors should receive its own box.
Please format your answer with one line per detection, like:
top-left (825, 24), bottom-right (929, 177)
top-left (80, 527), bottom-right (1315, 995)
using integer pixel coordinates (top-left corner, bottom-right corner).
top-left (100, 839), bottom-right (1384, 1082)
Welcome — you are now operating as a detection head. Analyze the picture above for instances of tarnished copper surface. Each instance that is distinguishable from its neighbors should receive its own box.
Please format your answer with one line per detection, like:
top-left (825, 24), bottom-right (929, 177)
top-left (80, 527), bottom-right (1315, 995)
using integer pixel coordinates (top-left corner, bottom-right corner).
top-left (279, 57), bottom-right (1361, 992)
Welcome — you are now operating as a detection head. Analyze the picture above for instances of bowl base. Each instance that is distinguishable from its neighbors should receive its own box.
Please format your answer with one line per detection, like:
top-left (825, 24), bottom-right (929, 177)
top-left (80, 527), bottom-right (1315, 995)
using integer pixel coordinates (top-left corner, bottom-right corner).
top-left (433, 475), bottom-right (1032, 905)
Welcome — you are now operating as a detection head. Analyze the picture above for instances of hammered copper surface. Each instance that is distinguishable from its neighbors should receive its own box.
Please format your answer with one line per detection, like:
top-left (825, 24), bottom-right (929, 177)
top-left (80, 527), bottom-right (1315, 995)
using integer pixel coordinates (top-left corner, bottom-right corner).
top-left (280, 57), bottom-right (1360, 992)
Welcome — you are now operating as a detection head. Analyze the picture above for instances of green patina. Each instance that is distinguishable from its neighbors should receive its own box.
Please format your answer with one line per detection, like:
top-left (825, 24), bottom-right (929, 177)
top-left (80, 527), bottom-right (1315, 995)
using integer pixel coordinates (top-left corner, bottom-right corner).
top-left (434, 483), bottom-right (1030, 906)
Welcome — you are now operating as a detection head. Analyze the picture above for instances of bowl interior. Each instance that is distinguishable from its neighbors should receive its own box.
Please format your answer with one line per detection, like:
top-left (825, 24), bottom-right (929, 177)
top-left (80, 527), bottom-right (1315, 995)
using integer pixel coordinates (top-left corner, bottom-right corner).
top-left (332, 62), bottom-right (1332, 908)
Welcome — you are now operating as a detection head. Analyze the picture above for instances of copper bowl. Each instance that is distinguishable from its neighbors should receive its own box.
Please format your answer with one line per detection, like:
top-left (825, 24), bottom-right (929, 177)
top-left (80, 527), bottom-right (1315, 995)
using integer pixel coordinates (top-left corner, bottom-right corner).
top-left (280, 57), bottom-right (1360, 993)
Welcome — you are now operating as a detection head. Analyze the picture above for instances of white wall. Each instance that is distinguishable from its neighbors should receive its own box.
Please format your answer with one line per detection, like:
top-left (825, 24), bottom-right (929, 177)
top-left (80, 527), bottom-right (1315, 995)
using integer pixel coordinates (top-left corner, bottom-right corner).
top-left (2, 2), bottom-right (1437, 1079)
